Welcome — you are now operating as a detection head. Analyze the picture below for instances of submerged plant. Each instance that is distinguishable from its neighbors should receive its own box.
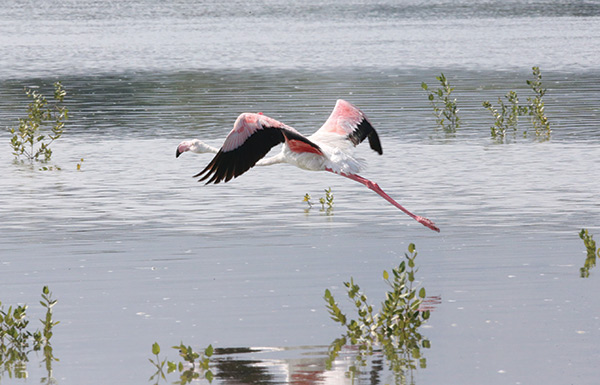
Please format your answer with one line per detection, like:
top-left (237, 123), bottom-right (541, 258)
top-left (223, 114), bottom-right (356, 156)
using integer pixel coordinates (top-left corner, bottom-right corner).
top-left (9, 82), bottom-right (68, 165)
top-left (579, 229), bottom-right (599, 278)
top-left (422, 73), bottom-right (460, 134)
top-left (324, 243), bottom-right (431, 381)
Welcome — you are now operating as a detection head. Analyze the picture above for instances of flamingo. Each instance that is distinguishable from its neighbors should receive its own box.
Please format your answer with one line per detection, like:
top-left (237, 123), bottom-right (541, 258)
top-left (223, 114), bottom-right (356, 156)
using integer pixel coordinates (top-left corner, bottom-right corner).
top-left (176, 100), bottom-right (440, 232)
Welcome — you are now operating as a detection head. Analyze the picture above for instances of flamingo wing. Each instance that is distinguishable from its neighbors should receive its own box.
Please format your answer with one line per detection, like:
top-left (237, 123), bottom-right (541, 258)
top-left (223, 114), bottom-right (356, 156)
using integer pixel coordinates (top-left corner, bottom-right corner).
top-left (314, 99), bottom-right (382, 155)
top-left (194, 113), bottom-right (321, 184)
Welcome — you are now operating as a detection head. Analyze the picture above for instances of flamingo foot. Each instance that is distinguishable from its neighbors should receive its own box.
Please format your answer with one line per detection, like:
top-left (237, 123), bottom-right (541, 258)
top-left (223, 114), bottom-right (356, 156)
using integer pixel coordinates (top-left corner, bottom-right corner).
top-left (415, 216), bottom-right (440, 233)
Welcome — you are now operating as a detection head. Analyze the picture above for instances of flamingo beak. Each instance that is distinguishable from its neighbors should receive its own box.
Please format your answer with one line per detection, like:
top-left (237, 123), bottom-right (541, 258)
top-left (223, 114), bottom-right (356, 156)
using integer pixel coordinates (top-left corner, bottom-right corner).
top-left (176, 142), bottom-right (189, 158)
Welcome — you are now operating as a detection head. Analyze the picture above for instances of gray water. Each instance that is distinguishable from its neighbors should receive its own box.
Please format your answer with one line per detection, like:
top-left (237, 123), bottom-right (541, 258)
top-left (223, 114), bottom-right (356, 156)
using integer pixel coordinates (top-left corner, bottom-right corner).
top-left (1, 1), bottom-right (600, 384)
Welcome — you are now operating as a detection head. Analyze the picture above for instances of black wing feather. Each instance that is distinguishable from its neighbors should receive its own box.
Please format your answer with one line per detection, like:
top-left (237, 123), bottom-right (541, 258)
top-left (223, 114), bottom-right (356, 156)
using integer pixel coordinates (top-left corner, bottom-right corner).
top-left (347, 117), bottom-right (383, 155)
top-left (194, 126), bottom-right (285, 184)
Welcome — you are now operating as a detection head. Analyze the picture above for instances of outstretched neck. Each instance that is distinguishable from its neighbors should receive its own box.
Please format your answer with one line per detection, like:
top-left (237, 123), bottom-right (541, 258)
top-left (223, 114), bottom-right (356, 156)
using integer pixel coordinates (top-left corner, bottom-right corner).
top-left (197, 144), bottom-right (219, 154)
top-left (256, 153), bottom-right (285, 166)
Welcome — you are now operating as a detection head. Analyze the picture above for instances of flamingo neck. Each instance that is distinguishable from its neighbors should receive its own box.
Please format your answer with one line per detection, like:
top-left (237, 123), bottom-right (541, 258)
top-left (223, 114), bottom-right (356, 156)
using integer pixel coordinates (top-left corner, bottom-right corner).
top-left (256, 153), bottom-right (285, 166)
top-left (193, 145), bottom-right (219, 154)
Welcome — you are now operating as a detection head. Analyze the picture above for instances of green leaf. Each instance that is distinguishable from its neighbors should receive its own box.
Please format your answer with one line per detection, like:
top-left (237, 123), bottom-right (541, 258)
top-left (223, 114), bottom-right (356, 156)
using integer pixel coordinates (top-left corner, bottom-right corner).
top-left (383, 270), bottom-right (389, 280)
top-left (205, 344), bottom-right (213, 357)
top-left (152, 342), bottom-right (160, 355)
top-left (419, 287), bottom-right (426, 298)
top-left (408, 243), bottom-right (415, 253)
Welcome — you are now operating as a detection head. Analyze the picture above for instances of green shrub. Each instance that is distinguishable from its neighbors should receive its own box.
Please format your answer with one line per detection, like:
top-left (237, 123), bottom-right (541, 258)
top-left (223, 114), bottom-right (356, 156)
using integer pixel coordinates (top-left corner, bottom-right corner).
top-left (9, 82), bottom-right (68, 164)
top-left (422, 73), bottom-right (460, 134)
top-left (324, 243), bottom-right (431, 379)
top-left (483, 67), bottom-right (551, 141)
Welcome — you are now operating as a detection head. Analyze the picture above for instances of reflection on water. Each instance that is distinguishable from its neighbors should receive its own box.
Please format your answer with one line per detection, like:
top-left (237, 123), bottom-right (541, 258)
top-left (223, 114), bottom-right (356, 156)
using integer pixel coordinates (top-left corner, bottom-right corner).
top-left (153, 344), bottom-right (425, 385)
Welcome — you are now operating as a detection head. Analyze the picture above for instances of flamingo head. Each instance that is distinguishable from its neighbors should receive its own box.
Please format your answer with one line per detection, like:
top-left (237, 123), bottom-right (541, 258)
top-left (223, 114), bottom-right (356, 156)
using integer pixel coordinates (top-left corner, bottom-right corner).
top-left (176, 139), bottom-right (212, 158)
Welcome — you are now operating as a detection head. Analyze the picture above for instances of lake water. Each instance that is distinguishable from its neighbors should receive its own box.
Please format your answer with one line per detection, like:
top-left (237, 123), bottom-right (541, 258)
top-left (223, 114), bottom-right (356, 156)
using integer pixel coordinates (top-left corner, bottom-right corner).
top-left (1, 1), bottom-right (600, 384)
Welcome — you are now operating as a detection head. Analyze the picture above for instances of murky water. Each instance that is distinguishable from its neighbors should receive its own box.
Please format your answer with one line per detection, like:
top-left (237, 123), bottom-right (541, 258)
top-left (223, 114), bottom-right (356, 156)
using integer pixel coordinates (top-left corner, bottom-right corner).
top-left (1, 1), bottom-right (600, 384)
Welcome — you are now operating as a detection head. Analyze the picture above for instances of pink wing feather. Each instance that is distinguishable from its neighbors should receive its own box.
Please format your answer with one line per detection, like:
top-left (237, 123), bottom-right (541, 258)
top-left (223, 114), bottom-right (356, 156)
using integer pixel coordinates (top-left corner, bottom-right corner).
top-left (195, 113), bottom-right (321, 184)
top-left (315, 99), bottom-right (382, 154)
top-left (221, 113), bottom-right (286, 152)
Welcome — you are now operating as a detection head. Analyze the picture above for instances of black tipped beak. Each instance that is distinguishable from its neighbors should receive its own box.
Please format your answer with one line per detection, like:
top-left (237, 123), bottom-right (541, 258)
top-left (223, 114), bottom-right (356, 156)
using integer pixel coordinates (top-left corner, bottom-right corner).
top-left (176, 149), bottom-right (182, 158)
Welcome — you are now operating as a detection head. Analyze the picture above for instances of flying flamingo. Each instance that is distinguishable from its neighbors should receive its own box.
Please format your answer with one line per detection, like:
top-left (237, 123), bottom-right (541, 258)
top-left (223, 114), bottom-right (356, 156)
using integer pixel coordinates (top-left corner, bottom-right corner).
top-left (176, 100), bottom-right (440, 232)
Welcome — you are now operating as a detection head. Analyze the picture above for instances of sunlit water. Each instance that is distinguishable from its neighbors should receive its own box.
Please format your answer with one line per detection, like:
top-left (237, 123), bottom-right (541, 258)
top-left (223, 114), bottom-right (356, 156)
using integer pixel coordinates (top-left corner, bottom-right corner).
top-left (1, 1), bottom-right (600, 384)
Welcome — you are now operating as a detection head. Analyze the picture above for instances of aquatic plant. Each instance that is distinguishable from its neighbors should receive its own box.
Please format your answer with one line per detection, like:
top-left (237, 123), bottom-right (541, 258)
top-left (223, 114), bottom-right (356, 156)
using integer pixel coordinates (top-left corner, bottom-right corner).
top-left (482, 91), bottom-right (528, 140)
top-left (482, 66), bottom-right (551, 141)
top-left (526, 66), bottom-right (551, 139)
top-left (149, 342), bottom-right (168, 382)
top-left (303, 187), bottom-right (334, 215)
top-left (0, 286), bottom-right (59, 382)
top-left (421, 73), bottom-right (460, 134)
top-left (149, 342), bottom-right (213, 384)
top-left (9, 82), bottom-right (68, 165)
top-left (303, 193), bottom-right (313, 209)
top-left (579, 229), bottom-right (599, 278)
top-left (324, 243), bottom-right (431, 381)
top-left (319, 187), bottom-right (334, 215)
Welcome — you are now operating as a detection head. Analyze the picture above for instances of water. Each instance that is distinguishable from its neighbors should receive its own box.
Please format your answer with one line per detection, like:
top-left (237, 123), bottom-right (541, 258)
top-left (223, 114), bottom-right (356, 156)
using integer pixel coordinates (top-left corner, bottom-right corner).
top-left (1, 1), bottom-right (600, 384)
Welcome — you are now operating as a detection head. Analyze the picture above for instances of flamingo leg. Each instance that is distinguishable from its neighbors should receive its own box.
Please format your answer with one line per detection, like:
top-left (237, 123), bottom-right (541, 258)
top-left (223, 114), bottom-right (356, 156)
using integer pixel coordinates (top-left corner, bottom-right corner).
top-left (327, 169), bottom-right (440, 232)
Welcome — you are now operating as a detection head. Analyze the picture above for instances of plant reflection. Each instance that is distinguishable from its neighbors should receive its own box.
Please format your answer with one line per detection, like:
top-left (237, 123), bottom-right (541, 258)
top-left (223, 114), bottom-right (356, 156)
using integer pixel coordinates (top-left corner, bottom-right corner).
top-left (579, 229), bottom-right (599, 278)
top-left (150, 343), bottom-right (439, 385)
top-left (325, 335), bottom-right (427, 385)
top-left (0, 286), bottom-right (58, 384)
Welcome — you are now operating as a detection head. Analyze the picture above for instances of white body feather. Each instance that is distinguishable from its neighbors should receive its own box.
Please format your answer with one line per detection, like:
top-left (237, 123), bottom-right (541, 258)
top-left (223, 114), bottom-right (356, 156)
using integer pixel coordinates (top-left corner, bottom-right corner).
top-left (255, 132), bottom-right (364, 174)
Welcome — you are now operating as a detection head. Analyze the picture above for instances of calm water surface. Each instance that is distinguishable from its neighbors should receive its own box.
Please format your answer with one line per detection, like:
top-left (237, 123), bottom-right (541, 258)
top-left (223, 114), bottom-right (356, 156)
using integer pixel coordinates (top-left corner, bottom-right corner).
top-left (1, 1), bottom-right (600, 384)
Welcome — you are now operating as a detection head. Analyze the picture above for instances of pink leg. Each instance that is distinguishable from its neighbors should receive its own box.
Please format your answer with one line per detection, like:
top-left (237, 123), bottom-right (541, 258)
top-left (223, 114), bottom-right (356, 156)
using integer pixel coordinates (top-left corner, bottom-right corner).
top-left (328, 169), bottom-right (440, 232)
